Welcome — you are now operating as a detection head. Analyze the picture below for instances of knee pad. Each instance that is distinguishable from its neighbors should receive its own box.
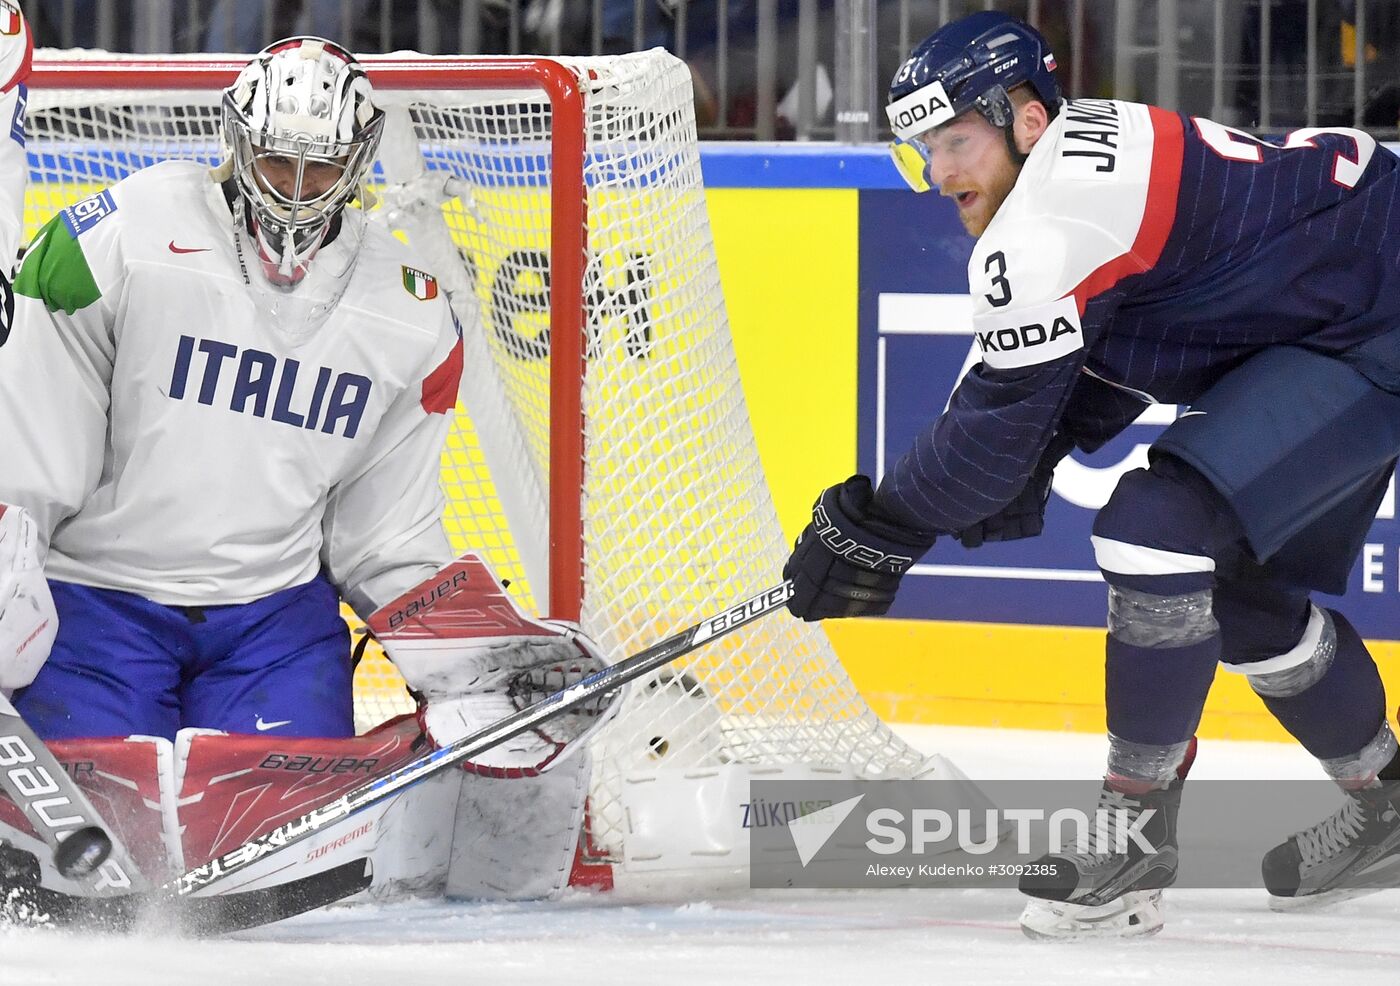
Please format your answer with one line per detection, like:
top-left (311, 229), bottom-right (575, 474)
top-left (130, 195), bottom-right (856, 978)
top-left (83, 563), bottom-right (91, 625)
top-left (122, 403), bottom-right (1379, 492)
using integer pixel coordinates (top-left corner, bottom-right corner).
top-left (1213, 578), bottom-right (1313, 667)
top-left (1091, 458), bottom-right (1239, 597)
top-left (1094, 460), bottom-right (1235, 648)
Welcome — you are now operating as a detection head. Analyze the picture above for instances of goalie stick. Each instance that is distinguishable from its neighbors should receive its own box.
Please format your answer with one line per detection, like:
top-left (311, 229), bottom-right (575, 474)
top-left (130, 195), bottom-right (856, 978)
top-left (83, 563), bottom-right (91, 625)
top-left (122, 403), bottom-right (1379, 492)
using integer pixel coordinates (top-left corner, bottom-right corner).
top-left (169, 580), bottom-right (796, 897)
top-left (0, 845), bottom-right (373, 935)
top-left (0, 692), bottom-right (147, 895)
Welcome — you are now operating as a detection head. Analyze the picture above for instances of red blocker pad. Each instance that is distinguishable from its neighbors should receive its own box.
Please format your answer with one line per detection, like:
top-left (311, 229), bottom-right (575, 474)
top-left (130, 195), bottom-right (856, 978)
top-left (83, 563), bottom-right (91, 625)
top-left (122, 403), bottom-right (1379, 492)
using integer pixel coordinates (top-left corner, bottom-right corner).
top-left (0, 735), bottom-right (175, 881)
top-left (366, 552), bottom-right (618, 778)
top-left (367, 552), bottom-right (558, 651)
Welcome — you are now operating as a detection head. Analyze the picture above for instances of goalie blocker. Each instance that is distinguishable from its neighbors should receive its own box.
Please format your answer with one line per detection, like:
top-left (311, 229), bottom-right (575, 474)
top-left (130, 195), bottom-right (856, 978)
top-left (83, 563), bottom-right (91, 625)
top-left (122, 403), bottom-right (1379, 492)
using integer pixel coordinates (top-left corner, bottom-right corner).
top-left (0, 555), bottom-right (621, 907)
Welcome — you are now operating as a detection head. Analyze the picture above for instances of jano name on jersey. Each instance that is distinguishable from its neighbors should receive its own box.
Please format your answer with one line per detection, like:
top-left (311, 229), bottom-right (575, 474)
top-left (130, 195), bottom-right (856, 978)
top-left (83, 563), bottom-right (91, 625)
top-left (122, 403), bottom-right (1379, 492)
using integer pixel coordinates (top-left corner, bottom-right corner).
top-left (1059, 99), bottom-right (1120, 174)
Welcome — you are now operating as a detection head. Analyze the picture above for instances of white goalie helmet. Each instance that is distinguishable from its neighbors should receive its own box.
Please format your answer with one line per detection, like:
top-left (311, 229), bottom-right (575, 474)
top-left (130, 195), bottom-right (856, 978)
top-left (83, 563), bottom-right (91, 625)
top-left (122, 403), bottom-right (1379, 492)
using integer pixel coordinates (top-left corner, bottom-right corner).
top-left (222, 37), bottom-right (384, 287)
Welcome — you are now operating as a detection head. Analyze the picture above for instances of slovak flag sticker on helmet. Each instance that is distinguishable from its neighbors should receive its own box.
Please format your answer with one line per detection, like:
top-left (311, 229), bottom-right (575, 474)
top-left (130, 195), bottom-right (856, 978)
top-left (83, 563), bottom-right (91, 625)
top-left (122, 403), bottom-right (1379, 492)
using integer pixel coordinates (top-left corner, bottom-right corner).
top-left (1044, 54), bottom-right (1057, 72)
top-left (402, 265), bottom-right (439, 301)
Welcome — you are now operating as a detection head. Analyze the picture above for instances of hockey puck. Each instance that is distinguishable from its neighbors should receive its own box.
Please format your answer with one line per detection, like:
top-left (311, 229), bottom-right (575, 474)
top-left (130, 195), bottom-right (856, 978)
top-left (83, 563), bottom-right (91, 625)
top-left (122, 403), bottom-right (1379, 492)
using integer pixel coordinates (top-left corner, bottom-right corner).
top-left (53, 826), bottom-right (113, 878)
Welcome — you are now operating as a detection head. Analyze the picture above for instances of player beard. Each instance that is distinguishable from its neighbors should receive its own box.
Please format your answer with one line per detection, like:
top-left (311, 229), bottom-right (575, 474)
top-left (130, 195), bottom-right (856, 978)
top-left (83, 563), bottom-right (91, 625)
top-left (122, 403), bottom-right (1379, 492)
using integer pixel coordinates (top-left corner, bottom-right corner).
top-left (958, 151), bottom-right (1023, 238)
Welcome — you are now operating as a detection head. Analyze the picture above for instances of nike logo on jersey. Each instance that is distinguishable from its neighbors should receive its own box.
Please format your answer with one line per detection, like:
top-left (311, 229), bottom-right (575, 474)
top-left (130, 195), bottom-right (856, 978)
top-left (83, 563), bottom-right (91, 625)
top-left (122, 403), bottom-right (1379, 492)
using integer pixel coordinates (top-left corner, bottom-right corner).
top-left (168, 335), bottom-right (372, 439)
top-left (255, 716), bottom-right (293, 732)
top-left (1178, 410), bottom-right (1208, 418)
top-left (168, 241), bottom-right (211, 254)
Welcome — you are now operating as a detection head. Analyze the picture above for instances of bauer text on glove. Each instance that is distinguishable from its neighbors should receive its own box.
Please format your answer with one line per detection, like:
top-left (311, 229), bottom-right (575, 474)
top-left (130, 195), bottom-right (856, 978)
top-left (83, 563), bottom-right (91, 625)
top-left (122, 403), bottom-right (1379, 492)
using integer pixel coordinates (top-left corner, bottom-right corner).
top-left (782, 475), bottom-right (936, 621)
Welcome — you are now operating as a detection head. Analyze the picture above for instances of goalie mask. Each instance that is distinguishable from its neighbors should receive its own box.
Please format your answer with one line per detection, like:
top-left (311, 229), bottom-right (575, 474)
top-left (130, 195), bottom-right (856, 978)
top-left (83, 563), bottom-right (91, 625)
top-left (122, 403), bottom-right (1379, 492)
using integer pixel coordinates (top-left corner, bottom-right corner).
top-left (222, 37), bottom-right (383, 287)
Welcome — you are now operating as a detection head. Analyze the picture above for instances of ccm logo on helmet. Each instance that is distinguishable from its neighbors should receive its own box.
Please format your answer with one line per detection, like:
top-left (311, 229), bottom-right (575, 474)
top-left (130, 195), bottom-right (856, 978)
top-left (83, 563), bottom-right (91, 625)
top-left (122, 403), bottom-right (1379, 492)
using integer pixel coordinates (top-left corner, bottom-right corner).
top-left (973, 296), bottom-right (1085, 370)
top-left (886, 80), bottom-right (956, 140)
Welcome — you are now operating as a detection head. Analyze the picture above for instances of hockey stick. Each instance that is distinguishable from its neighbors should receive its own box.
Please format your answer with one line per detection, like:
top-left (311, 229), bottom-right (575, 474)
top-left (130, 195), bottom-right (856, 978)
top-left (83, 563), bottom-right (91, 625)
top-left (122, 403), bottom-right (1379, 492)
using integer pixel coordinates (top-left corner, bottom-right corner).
top-left (0, 845), bottom-right (372, 935)
top-left (168, 580), bottom-right (795, 897)
top-left (0, 692), bottom-right (149, 895)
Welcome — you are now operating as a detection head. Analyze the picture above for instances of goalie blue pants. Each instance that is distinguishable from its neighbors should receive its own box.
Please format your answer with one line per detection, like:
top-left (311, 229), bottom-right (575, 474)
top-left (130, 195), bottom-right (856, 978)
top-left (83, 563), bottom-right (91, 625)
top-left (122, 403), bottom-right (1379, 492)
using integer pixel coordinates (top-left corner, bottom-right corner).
top-left (12, 574), bottom-right (355, 741)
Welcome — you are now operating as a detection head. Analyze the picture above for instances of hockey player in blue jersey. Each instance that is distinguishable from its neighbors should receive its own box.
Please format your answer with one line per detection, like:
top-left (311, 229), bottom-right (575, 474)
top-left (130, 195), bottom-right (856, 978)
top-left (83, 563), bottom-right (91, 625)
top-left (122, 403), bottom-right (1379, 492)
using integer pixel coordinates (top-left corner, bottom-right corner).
top-left (784, 10), bottom-right (1400, 938)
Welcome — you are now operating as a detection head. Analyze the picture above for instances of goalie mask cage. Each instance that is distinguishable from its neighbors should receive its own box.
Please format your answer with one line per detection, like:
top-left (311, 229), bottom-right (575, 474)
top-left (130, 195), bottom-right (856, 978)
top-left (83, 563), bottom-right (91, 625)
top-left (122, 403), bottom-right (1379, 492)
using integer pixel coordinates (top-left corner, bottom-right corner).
top-left (26, 48), bottom-right (953, 883)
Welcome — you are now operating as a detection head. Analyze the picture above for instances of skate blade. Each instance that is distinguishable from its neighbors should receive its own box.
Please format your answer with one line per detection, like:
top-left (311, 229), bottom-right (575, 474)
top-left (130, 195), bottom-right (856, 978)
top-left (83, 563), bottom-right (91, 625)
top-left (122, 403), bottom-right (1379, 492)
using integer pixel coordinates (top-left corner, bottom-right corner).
top-left (1268, 855), bottom-right (1400, 912)
top-left (1267, 886), bottom-right (1382, 912)
top-left (1019, 890), bottom-right (1164, 941)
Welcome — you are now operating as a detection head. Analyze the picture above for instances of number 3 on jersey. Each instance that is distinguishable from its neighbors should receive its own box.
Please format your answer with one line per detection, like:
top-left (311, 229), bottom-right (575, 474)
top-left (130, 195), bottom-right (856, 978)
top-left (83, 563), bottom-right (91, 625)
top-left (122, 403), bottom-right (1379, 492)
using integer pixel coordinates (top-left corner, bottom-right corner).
top-left (1192, 117), bottom-right (1377, 189)
top-left (984, 251), bottom-right (1012, 308)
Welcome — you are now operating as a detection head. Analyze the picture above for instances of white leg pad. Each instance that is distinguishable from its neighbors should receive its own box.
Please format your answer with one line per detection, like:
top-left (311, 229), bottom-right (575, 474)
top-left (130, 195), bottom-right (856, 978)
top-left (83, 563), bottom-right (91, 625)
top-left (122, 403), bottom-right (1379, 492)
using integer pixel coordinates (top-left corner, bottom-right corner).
top-left (445, 751), bottom-right (590, 900)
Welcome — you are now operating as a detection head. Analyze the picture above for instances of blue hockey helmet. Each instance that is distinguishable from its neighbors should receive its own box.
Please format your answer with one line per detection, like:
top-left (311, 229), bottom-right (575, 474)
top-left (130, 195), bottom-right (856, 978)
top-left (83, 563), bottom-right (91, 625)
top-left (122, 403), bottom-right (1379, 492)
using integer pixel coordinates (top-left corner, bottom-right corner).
top-left (886, 11), bottom-right (1062, 192)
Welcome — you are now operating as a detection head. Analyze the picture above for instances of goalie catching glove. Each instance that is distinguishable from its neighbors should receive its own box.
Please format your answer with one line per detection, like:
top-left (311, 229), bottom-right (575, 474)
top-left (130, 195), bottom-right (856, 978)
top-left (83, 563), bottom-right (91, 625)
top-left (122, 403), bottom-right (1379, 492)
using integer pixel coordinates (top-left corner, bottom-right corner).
top-left (0, 504), bottom-right (58, 693)
top-left (368, 554), bottom-right (623, 777)
top-left (783, 476), bottom-right (936, 621)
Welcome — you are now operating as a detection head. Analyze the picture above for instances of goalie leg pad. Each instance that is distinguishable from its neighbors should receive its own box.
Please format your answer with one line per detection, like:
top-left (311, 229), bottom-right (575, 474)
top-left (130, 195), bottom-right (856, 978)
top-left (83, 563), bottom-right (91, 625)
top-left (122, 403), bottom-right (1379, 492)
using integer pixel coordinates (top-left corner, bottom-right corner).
top-left (446, 749), bottom-right (591, 901)
top-left (0, 734), bottom-right (175, 890)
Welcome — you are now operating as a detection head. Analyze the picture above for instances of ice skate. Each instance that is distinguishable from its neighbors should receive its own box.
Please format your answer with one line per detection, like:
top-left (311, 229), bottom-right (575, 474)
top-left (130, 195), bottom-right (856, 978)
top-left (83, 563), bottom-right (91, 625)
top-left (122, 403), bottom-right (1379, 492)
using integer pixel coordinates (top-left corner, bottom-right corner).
top-left (1263, 781), bottom-right (1400, 910)
top-left (1017, 779), bottom-right (1184, 940)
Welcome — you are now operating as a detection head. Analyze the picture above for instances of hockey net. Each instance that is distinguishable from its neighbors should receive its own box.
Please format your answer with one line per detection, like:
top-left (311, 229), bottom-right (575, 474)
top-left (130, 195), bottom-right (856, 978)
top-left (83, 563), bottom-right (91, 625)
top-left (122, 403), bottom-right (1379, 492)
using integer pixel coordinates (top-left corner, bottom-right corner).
top-left (25, 48), bottom-right (953, 880)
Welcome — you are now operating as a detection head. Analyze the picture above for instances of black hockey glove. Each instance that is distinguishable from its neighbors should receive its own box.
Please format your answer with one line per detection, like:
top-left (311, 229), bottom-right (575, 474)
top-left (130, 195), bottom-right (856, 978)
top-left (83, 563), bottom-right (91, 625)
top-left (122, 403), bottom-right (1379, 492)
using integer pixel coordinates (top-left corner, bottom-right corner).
top-left (956, 433), bottom-right (1074, 548)
top-left (783, 475), bottom-right (936, 622)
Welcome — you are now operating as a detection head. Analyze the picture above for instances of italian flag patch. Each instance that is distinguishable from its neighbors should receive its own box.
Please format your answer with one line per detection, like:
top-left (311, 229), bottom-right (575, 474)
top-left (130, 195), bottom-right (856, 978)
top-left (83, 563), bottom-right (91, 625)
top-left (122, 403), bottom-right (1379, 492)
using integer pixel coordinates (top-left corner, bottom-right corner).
top-left (402, 265), bottom-right (438, 301)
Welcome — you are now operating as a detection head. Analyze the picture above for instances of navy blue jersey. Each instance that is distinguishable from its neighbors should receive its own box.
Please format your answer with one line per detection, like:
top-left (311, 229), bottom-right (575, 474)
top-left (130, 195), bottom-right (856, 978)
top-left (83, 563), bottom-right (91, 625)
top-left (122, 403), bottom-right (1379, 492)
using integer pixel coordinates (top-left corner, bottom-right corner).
top-left (877, 98), bottom-right (1400, 534)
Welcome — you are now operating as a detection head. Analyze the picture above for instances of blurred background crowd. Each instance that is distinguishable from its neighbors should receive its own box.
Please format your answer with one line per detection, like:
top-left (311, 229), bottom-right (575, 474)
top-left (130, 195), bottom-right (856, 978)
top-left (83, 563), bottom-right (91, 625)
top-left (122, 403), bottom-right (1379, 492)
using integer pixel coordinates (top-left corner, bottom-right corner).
top-left (28, 1), bottom-right (1400, 141)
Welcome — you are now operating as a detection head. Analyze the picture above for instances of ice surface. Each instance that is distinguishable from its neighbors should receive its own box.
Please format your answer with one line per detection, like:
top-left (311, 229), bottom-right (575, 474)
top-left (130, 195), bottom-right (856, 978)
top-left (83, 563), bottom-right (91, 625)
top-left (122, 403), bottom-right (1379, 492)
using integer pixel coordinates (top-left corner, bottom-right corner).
top-left (5, 725), bottom-right (1397, 986)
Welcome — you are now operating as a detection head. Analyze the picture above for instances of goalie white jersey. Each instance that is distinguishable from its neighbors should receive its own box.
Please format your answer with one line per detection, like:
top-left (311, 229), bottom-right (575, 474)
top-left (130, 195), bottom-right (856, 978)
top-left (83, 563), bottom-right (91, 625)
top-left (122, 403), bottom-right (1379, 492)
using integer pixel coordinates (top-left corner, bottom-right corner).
top-left (0, 161), bottom-right (463, 616)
